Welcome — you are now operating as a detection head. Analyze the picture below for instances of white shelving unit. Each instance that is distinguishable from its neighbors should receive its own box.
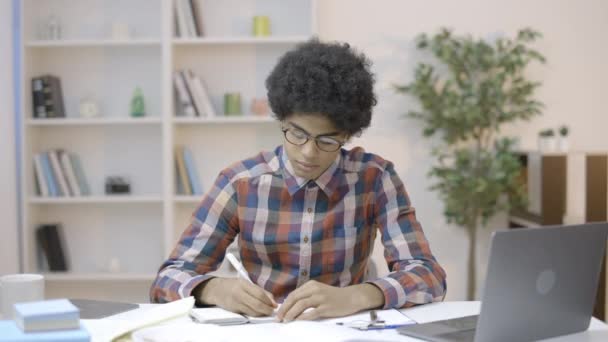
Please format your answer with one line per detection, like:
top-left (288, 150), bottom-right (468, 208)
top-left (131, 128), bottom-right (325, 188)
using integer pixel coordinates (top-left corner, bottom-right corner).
top-left (19, 0), bottom-right (317, 303)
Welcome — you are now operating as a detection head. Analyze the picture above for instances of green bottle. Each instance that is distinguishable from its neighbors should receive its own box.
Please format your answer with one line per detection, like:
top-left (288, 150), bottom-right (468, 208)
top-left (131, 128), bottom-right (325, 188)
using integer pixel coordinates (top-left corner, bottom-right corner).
top-left (130, 86), bottom-right (146, 117)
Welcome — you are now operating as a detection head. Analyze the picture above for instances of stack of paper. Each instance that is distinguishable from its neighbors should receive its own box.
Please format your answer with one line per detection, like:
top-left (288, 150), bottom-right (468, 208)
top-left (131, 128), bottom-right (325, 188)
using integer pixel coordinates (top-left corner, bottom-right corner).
top-left (14, 299), bottom-right (80, 332)
top-left (0, 320), bottom-right (89, 342)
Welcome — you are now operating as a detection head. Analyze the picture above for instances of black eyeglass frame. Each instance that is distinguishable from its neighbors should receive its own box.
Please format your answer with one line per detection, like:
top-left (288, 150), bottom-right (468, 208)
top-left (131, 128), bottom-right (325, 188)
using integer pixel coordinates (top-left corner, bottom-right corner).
top-left (281, 126), bottom-right (345, 152)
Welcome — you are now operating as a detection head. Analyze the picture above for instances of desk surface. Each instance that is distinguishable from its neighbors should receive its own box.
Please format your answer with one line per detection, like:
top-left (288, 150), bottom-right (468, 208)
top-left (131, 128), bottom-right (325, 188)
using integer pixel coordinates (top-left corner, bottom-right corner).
top-left (83, 301), bottom-right (608, 342)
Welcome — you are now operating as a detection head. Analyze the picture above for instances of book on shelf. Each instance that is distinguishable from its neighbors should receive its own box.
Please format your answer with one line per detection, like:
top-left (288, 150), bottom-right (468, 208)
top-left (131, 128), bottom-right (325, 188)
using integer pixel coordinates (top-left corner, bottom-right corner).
top-left (33, 150), bottom-right (90, 197)
top-left (31, 75), bottom-right (65, 118)
top-left (36, 224), bottom-right (69, 272)
top-left (14, 299), bottom-right (80, 332)
top-left (173, 69), bottom-right (216, 118)
top-left (173, 71), bottom-right (197, 117)
top-left (174, 0), bottom-right (203, 38)
top-left (183, 146), bottom-right (203, 195)
top-left (175, 146), bottom-right (192, 195)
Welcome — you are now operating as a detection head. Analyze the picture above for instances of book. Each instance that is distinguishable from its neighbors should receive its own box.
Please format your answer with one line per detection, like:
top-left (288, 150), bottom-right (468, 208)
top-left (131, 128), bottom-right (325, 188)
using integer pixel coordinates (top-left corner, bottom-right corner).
top-left (36, 224), bottom-right (68, 272)
top-left (33, 154), bottom-right (49, 197)
top-left (190, 0), bottom-right (204, 37)
top-left (14, 299), bottom-right (80, 333)
top-left (31, 77), bottom-right (47, 118)
top-left (41, 75), bottom-right (65, 118)
top-left (181, 70), bottom-right (204, 117)
top-left (191, 72), bottom-right (216, 117)
top-left (48, 150), bottom-right (71, 196)
top-left (0, 321), bottom-right (89, 342)
top-left (174, 0), bottom-right (189, 37)
top-left (173, 71), bottom-right (196, 117)
top-left (182, 0), bottom-right (198, 37)
top-left (40, 153), bottom-right (58, 197)
top-left (69, 154), bottom-right (90, 196)
top-left (175, 146), bottom-right (192, 195)
top-left (182, 147), bottom-right (203, 195)
top-left (60, 151), bottom-right (81, 196)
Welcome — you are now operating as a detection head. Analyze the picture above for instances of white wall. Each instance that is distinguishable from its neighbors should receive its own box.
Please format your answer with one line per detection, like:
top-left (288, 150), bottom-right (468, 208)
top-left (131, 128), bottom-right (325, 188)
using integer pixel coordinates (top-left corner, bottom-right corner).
top-left (318, 0), bottom-right (608, 300)
top-left (0, 0), bottom-right (19, 275)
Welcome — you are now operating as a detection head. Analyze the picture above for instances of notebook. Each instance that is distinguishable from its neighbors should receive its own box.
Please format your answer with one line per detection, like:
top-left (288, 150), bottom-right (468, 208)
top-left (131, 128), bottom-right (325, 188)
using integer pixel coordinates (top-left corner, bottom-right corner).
top-left (190, 307), bottom-right (278, 325)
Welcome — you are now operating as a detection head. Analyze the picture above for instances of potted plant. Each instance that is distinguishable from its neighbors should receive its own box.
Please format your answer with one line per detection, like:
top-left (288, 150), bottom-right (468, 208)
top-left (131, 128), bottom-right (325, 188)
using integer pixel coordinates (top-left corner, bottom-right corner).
top-left (394, 28), bottom-right (545, 299)
top-left (538, 128), bottom-right (556, 152)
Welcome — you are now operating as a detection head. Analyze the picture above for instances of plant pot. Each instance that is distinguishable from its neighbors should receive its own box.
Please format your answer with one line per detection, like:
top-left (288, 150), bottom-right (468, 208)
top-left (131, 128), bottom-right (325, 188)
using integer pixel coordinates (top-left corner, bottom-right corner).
top-left (557, 137), bottom-right (569, 152)
top-left (538, 137), bottom-right (556, 152)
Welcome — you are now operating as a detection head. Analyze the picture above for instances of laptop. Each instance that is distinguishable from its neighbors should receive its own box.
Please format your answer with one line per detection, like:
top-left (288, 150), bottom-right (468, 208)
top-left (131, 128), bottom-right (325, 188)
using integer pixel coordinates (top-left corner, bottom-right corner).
top-left (398, 222), bottom-right (608, 342)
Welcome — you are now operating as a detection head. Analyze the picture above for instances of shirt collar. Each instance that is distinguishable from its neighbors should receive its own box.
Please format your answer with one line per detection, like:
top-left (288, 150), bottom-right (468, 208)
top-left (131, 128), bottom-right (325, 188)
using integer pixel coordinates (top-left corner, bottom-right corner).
top-left (279, 146), bottom-right (342, 197)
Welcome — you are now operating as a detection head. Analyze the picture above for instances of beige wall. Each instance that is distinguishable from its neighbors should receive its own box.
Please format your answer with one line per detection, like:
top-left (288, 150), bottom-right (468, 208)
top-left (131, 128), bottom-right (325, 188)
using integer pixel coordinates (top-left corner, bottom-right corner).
top-left (0, 0), bottom-right (19, 275)
top-left (318, 0), bottom-right (608, 300)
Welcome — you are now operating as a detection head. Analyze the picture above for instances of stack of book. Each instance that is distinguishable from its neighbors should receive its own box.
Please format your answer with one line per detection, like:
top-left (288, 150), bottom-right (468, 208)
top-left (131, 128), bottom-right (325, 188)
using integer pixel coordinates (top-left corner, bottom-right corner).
top-left (174, 0), bottom-right (204, 38)
top-left (173, 69), bottom-right (217, 118)
top-left (175, 146), bottom-right (203, 196)
top-left (33, 149), bottom-right (90, 198)
top-left (31, 75), bottom-right (65, 119)
top-left (0, 299), bottom-right (89, 341)
top-left (36, 224), bottom-right (69, 272)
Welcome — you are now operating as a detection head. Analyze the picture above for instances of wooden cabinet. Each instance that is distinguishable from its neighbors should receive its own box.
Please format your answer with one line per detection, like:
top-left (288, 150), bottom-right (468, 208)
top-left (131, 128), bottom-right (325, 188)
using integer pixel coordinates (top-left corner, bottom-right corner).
top-left (509, 151), bottom-right (608, 320)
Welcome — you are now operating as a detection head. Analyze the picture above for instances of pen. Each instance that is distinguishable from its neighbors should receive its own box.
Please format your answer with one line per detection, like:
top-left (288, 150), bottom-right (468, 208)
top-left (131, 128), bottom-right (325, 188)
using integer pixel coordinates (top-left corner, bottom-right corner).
top-left (226, 253), bottom-right (253, 284)
top-left (364, 323), bottom-right (413, 330)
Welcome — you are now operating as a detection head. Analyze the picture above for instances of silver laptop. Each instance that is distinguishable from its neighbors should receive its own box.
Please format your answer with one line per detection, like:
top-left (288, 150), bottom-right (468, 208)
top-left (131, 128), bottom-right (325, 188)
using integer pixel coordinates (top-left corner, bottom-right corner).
top-left (398, 222), bottom-right (608, 342)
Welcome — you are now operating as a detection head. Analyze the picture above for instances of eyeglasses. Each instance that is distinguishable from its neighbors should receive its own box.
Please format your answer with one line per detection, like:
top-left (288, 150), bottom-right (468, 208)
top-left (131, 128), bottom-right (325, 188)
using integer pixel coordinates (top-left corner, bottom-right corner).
top-left (282, 126), bottom-right (345, 152)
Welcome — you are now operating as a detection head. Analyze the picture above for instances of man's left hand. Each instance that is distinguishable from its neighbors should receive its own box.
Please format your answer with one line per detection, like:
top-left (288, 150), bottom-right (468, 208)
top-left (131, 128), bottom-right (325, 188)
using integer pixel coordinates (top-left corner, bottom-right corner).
top-left (276, 280), bottom-right (384, 322)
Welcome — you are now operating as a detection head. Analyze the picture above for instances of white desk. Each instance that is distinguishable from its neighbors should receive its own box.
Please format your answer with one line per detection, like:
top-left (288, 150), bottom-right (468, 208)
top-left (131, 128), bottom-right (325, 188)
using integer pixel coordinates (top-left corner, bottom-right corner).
top-left (83, 301), bottom-right (608, 342)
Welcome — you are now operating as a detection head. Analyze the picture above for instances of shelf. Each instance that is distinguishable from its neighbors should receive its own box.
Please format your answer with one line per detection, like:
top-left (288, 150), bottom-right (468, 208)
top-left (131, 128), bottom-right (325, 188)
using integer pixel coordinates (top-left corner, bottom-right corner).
top-left (173, 195), bottom-right (203, 204)
top-left (173, 116), bottom-right (275, 125)
top-left (43, 272), bottom-right (156, 282)
top-left (27, 117), bottom-right (162, 127)
top-left (26, 39), bottom-right (161, 47)
top-left (173, 36), bottom-right (311, 46)
top-left (28, 196), bottom-right (163, 204)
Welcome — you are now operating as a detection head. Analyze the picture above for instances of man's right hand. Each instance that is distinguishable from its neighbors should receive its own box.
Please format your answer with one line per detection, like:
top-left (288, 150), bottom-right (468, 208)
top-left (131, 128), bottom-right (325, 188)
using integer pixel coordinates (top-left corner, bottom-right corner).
top-left (196, 277), bottom-right (277, 317)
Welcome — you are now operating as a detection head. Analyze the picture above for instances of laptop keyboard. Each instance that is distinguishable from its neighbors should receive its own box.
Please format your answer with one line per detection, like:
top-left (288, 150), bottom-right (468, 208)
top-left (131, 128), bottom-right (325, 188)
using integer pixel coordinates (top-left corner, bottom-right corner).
top-left (436, 315), bottom-right (479, 330)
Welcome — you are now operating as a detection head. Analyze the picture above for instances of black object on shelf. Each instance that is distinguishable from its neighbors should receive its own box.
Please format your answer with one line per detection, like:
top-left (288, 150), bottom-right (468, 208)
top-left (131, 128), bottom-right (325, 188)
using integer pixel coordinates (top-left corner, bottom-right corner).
top-left (105, 176), bottom-right (131, 194)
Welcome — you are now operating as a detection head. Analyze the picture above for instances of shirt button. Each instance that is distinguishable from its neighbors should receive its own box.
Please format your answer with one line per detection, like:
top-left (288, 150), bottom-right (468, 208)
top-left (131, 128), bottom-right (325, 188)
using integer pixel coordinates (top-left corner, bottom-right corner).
top-left (303, 235), bottom-right (309, 243)
top-left (307, 208), bottom-right (312, 213)
top-left (301, 270), bottom-right (308, 277)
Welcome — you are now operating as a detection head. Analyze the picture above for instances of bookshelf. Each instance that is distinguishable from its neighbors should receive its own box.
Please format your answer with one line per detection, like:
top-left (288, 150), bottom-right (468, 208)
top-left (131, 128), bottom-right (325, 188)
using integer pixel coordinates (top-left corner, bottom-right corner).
top-left (19, 0), bottom-right (317, 303)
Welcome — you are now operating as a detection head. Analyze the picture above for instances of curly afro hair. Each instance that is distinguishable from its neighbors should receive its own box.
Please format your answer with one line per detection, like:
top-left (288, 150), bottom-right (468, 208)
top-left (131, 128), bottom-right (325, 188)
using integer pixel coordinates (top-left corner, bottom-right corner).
top-left (265, 39), bottom-right (377, 136)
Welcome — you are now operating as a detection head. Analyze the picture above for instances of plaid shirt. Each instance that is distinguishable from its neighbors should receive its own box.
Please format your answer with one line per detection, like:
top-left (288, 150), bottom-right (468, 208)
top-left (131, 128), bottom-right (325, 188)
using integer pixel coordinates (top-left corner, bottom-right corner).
top-left (150, 146), bottom-right (446, 309)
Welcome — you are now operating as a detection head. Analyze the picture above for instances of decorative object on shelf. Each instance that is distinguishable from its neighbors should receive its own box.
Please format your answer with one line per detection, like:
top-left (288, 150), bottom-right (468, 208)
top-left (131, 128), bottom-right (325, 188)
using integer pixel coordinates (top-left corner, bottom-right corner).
top-left (538, 128), bottom-right (556, 152)
top-left (253, 15), bottom-right (271, 37)
top-left (41, 14), bottom-right (62, 40)
top-left (129, 87), bottom-right (146, 117)
top-left (105, 176), bottom-right (131, 194)
top-left (79, 97), bottom-right (100, 118)
top-left (224, 92), bottom-right (242, 116)
top-left (108, 257), bottom-right (122, 273)
top-left (557, 125), bottom-right (570, 152)
top-left (111, 22), bottom-right (131, 40)
top-left (250, 98), bottom-right (270, 116)
top-left (394, 27), bottom-right (545, 300)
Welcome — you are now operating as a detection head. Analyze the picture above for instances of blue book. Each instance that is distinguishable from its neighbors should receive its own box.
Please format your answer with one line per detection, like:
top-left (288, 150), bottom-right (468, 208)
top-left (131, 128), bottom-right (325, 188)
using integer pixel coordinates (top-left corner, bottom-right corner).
top-left (14, 299), bottom-right (79, 332)
top-left (183, 147), bottom-right (203, 195)
top-left (0, 321), bottom-right (89, 342)
top-left (39, 153), bottom-right (58, 197)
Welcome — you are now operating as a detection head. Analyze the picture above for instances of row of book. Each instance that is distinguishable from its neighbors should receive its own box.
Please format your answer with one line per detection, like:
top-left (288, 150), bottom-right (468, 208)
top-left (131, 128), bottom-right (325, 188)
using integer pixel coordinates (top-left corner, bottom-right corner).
top-left (175, 146), bottom-right (203, 195)
top-left (31, 74), bottom-right (66, 118)
top-left (33, 150), bottom-right (91, 197)
top-left (174, 0), bottom-right (204, 38)
top-left (173, 69), bottom-right (218, 117)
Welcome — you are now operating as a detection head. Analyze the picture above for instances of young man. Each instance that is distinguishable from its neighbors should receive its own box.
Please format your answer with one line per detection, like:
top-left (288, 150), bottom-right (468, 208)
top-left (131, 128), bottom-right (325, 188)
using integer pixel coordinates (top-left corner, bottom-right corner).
top-left (150, 40), bottom-right (446, 322)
